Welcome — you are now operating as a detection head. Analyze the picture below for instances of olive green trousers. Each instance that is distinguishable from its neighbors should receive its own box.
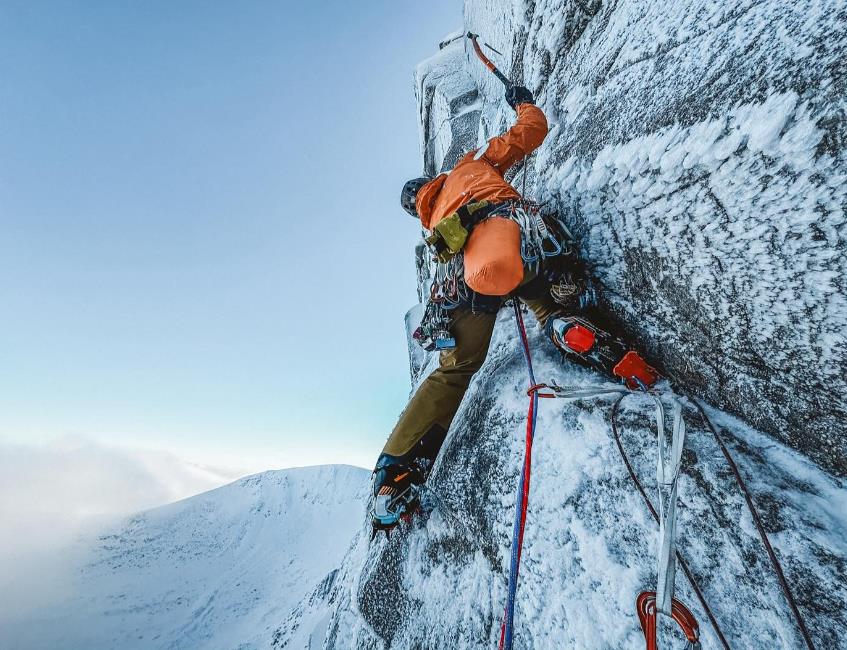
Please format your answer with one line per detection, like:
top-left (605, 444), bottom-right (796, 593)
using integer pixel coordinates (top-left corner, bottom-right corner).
top-left (381, 275), bottom-right (563, 458)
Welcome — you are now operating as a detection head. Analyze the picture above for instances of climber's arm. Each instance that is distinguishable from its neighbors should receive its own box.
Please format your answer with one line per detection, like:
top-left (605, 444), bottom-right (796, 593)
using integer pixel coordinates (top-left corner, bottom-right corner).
top-left (479, 103), bottom-right (548, 173)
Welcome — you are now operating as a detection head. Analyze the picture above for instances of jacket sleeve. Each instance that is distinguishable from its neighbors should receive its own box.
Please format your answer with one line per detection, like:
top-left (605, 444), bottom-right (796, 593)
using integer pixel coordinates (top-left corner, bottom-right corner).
top-left (479, 104), bottom-right (548, 173)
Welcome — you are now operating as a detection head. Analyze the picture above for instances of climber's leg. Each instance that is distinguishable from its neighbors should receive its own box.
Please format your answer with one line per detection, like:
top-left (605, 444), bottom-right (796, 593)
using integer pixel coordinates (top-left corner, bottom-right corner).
top-left (372, 306), bottom-right (498, 532)
top-left (515, 271), bottom-right (564, 330)
top-left (517, 272), bottom-right (658, 389)
top-left (378, 306), bottom-right (498, 463)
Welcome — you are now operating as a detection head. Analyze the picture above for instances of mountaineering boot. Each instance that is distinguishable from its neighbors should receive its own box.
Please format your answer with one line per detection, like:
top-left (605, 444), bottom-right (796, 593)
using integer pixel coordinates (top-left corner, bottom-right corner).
top-left (548, 316), bottom-right (658, 389)
top-left (371, 455), bottom-right (428, 538)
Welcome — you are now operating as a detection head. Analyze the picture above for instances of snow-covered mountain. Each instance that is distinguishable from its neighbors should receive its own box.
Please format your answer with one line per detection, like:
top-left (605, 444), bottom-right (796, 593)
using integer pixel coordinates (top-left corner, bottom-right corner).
top-left (3, 465), bottom-right (370, 650)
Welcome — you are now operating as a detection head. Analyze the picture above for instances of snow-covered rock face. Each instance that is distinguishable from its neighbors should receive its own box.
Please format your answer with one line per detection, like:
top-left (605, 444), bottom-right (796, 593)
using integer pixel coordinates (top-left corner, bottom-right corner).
top-left (287, 316), bottom-right (847, 649)
top-left (418, 0), bottom-right (847, 476)
top-left (277, 3), bottom-right (847, 648)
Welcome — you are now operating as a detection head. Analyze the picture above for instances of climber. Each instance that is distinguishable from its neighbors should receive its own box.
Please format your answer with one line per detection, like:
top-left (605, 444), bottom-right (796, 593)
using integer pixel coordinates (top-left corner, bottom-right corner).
top-left (371, 84), bottom-right (658, 535)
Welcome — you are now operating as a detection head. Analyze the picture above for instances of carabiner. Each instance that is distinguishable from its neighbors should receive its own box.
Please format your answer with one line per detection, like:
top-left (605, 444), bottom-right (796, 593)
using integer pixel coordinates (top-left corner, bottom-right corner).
top-left (521, 241), bottom-right (539, 263)
top-left (540, 234), bottom-right (562, 257)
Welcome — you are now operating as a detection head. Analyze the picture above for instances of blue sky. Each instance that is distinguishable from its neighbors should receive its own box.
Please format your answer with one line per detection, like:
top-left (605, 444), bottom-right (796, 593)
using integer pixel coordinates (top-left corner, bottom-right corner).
top-left (0, 1), bottom-right (462, 471)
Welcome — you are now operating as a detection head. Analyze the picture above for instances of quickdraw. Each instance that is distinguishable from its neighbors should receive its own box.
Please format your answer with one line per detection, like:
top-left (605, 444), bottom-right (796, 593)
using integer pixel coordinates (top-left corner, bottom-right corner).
top-left (414, 255), bottom-right (470, 351)
top-left (505, 201), bottom-right (564, 269)
top-left (610, 393), bottom-right (730, 649)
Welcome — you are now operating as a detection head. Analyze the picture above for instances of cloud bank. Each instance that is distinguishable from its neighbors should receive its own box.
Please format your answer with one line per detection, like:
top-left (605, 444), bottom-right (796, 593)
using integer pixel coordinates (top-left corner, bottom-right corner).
top-left (0, 436), bottom-right (246, 625)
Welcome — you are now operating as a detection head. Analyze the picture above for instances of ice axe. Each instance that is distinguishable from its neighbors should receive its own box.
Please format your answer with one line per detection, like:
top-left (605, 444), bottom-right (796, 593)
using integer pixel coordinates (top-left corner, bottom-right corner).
top-left (467, 32), bottom-right (513, 88)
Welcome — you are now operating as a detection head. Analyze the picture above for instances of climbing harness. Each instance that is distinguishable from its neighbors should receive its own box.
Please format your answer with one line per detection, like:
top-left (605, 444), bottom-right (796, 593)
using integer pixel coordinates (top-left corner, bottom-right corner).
top-left (416, 201), bottom-right (574, 353)
top-left (425, 200), bottom-right (497, 262)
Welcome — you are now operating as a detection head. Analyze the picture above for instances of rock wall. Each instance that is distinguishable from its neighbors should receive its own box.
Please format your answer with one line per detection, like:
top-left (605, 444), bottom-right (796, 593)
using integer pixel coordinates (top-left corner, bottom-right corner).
top-left (273, 4), bottom-right (847, 649)
top-left (417, 0), bottom-right (847, 474)
top-left (278, 316), bottom-right (847, 649)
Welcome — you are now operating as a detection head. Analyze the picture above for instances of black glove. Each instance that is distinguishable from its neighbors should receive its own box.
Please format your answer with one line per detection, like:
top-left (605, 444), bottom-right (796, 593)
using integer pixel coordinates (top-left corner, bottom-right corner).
top-left (505, 85), bottom-right (534, 109)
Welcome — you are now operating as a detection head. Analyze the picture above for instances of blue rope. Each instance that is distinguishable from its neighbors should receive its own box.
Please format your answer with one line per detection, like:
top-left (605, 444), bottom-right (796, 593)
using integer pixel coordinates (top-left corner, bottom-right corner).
top-left (502, 301), bottom-right (539, 650)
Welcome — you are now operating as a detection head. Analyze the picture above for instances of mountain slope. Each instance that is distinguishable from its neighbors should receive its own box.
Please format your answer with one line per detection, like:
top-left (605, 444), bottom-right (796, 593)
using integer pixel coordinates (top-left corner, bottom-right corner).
top-left (4, 465), bottom-right (370, 650)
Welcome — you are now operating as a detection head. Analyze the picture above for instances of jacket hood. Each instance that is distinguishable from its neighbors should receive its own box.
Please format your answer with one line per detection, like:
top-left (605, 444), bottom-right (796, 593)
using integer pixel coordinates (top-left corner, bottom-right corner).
top-left (415, 173), bottom-right (448, 229)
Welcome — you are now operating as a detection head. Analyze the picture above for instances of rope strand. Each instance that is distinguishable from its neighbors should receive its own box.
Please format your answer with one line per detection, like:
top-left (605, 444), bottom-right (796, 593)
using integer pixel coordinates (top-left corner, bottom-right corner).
top-left (499, 301), bottom-right (538, 650)
top-left (611, 395), bottom-right (731, 649)
top-left (688, 398), bottom-right (816, 650)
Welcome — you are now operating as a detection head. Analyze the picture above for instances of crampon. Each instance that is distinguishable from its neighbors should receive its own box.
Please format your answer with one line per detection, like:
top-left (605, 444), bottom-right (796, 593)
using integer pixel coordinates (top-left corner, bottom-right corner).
top-left (370, 486), bottom-right (422, 539)
top-left (371, 459), bottom-right (427, 540)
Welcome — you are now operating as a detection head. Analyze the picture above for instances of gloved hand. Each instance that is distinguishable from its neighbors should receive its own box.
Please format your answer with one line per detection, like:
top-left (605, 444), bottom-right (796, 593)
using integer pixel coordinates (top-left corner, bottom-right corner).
top-left (505, 85), bottom-right (534, 109)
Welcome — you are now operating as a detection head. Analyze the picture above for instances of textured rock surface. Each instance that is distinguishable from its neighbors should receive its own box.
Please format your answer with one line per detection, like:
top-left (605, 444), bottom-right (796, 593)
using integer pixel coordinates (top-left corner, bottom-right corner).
top-left (275, 3), bottom-right (847, 649)
top-left (281, 316), bottom-right (847, 649)
top-left (419, 0), bottom-right (847, 476)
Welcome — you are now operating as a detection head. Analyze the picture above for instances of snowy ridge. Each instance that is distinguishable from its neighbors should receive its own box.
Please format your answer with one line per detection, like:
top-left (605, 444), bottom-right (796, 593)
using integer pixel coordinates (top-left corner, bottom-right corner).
top-left (4, 465), bottom-right (370, 650)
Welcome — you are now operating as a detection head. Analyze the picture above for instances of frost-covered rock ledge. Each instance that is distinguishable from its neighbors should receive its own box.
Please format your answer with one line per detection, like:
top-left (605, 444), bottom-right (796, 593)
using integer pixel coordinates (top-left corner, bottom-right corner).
top-left (419, 0), bottom-right (847, 476)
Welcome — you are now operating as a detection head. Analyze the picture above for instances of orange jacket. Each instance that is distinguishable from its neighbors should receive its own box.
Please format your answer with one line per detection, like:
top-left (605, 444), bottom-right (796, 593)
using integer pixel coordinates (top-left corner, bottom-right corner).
top-left (416, 104), bottom-right (548, 230)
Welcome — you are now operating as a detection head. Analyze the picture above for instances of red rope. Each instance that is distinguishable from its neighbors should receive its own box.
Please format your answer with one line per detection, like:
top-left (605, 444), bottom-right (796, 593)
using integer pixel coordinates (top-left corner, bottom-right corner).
top-left (517, 396), bottom-right (534, 552)
top-left (499, 303), bottom-right (540, 650)
top-left (527, 383), bottom-right (555, 398)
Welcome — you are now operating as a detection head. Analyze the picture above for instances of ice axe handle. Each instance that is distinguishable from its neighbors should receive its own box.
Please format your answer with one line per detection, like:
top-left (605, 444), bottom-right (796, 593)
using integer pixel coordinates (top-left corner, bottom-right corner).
top-left (467, 32), bottom-right (513, 88)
